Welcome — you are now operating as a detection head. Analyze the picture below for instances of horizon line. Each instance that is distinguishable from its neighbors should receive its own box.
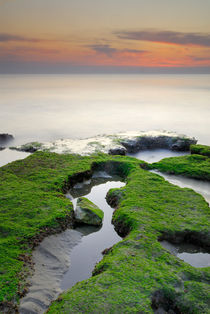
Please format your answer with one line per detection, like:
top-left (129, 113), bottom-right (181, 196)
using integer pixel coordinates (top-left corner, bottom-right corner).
top-left (1, 65), bottom-right (210, 74)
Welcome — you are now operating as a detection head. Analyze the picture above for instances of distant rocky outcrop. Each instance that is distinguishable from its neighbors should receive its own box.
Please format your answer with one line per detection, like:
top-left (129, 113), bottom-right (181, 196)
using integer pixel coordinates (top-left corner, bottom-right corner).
top-left (10, 142), bottom-right (42, 153)
top-left (120, 135), bottom-right (197, 153)
top-left (0, 133), bottom-right (14, 146)
top-left (9, 131), bottom-right (197, 156)
top-left (75, 197), bottom-right (104, 226)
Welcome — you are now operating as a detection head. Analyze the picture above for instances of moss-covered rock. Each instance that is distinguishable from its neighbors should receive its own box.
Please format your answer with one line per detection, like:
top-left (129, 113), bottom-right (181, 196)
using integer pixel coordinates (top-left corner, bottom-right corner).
top-left (75, 197), bottom-right (104, 226)
top-left (10, 141), bottom-right (43, 152)
top-left (150, 153), bottom-right (210, 181)
top-left (190, 144), bottom-right (210, 157)
top-left (48, 155), bottom-right (209, 313)
top-left (0, 151), bottom-right (209, 313)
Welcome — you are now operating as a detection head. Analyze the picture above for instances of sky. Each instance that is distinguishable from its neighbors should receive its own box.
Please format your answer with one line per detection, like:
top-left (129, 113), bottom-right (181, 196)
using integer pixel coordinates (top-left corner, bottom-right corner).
top-left (0, 0), bottom-right (210, 73)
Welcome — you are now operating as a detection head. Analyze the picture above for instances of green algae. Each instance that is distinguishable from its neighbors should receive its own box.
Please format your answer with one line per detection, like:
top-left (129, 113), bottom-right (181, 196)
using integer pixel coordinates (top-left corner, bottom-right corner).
top-left (190, 144), bottom-right (210, 157)
top-left (48, 155), bottom-right (209, 313)
top-left (0, 151), bottom-right (209, 313)
top-left (150, 154), bottom-right (210, 181)
top-left (150, 144), bottom-right (210, 181)
top-left (75, 197), bottom-right (104, 225)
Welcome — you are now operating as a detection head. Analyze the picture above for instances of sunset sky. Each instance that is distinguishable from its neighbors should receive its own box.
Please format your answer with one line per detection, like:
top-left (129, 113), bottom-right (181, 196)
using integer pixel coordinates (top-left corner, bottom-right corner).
top-left (0, 0), bottom-right (210, 73)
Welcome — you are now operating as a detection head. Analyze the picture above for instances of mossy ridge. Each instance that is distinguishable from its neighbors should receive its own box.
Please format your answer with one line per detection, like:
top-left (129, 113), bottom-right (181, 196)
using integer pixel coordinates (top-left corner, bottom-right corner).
top-left (48, 156), bottom-right (210, 313)
top-left (0, 152), bottom-right (138, 309)
top-left (0, 152), bottom-right (96, 308)
top-left (190, 144), bottom-right (210, 157)
top-left (150, 153), bottom-right (210, 181)
top-left (0, 151), bottom-right (209, 312)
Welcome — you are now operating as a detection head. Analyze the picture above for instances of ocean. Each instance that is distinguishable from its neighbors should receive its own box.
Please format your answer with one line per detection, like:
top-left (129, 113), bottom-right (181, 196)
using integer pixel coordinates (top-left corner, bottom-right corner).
top-left (0, 74), bottom-right (210, 146)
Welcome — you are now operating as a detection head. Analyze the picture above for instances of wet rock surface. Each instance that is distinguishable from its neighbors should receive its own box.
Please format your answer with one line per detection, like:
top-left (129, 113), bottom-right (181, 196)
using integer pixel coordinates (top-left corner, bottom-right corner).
top-left (10, 131), bottom-right (197, 156)
top-left (75, 197), bottom-right (104, 226)
top-left (121, 136), bottom-right (196, 153)
top-left (0, 133), bottom-right (14, 146)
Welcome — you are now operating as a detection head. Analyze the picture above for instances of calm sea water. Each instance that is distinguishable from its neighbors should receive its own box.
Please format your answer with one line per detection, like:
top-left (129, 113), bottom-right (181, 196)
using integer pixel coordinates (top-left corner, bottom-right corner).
top-left (0, 74), bottom-right (210, 146)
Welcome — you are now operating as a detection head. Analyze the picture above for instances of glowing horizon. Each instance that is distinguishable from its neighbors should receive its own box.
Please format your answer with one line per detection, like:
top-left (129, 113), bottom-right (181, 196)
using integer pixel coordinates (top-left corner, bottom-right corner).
top-left (0, 0), bottom-right (210, 72)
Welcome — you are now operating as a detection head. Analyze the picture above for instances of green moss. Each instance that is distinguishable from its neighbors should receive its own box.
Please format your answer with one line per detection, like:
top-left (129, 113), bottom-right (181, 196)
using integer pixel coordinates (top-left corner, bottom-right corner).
top-left (190, 144), bottom-right (210, 157)
top-left (0, 151), bottom-right (209, 313)
top-left (150, 153), bottom-right (210, 181)
top-left (76, 197), bottom-right (104, 224)
top-left (48, 155), bottom-right (209, 313)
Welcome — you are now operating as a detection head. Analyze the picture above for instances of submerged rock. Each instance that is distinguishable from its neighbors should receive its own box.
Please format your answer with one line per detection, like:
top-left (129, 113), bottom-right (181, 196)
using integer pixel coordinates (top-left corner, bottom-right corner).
top-left (75, 197), bottom-right (104, 226)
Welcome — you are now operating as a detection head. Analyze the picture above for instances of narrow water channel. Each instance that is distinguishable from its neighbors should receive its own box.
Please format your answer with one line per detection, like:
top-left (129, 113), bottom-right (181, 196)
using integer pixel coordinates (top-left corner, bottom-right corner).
top-left (19, 172), bottom-right (124, 314)
top-left (19, 150), bottom-right (209, 313)
top-left (130, 150), bottom-right (210, 269)
top-left (61, 174), bottom-right (125, 289)
top-left (150, 170), bottom-right (210, 268)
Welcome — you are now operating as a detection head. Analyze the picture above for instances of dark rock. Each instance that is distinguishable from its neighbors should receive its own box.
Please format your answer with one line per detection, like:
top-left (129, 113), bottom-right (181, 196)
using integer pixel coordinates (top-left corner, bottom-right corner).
top-left (10, 142), bottom-right (42, 153)
top-left (108, 147), bottom-right (126, 155)
top-left (171, 139), bottom-right (197, 151)
top-left (102, 246), bottom-right (113, 255)
top-left (0, 146), bottom-right (5, 151)
top-left (0, 133), bottom-right (14, 145)
top-left (151, 290), bottom-right (181, 314)
top-left (158, 230), bottom-right (210, 250)
top-left (121, 135), bottom-right (197, 153)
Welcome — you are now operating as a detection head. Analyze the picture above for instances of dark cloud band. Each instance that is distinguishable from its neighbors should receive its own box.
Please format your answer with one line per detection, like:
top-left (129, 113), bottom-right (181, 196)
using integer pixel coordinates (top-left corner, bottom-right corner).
top-left (0, 33), bottom-right (41, 42)
top-left (114, 30), bottom-right (210, 47)
top-left (88, 44), bottom-right (147, 56)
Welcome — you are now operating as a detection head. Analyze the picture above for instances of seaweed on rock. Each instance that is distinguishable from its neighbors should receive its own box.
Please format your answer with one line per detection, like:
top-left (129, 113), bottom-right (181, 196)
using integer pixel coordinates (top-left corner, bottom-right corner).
top-left (0, 150), bottom-right (209, 313)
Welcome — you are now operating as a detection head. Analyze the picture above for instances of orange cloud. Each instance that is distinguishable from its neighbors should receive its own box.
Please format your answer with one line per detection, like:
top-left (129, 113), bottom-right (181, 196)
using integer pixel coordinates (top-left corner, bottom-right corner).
top-left (1, 30), bottom-right (210, 69)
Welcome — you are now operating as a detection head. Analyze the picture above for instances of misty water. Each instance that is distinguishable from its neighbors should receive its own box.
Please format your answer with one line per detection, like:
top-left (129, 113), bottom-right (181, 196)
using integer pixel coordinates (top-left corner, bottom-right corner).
top-left (0, 148), bottom-right (30, 167)
top-left (127, 148), bottom-right (189, 163)
top-left (0, 74), bottom-right (210, 146)
top-left (1, 74), bottom-right (210, 311)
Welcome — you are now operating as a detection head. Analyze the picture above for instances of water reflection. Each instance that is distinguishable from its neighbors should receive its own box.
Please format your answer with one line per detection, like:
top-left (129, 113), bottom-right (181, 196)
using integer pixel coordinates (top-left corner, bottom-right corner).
top-left (61, 173), bottom-right (125, 290)
top-left (161, 240), bottom-right (210, 268)
top-left (128, 148), bottom-right (188, 163)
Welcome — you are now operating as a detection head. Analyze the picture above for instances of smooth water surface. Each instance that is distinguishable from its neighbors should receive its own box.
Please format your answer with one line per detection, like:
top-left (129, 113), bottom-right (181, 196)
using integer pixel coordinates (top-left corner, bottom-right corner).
top-left (128, 148), bottom-right (189, 163)
top-left (61, 177), bottom-right (125, 290)
top-left (0, 148), bottom-right (30, 167)
top-left (0, 74), bottom-right (210, 145)
top-left (161, 241), bottom-right (210, 268)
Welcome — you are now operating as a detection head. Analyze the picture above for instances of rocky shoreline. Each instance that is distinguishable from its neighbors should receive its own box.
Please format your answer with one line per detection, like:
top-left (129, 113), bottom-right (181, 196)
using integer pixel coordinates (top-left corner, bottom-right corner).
top-left (10, 131), bottom-right (196, 155)
top-left (1, 135), bottom-right (209, 314)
